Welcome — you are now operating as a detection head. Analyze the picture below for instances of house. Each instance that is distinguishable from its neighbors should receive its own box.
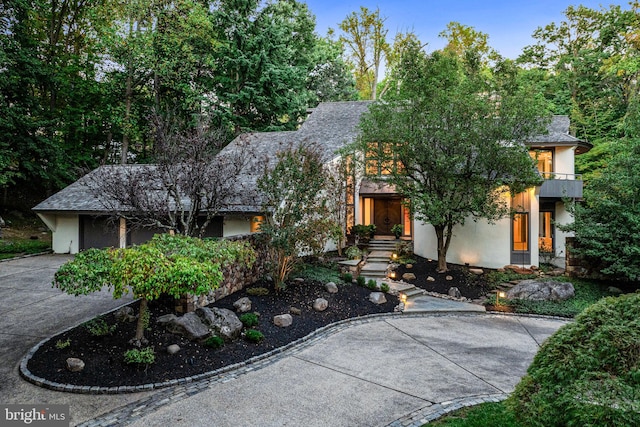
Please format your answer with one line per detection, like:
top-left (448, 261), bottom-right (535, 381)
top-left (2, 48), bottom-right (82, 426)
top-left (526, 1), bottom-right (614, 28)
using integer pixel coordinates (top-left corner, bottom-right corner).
top-left (33, 101), bottom-right (590, 269)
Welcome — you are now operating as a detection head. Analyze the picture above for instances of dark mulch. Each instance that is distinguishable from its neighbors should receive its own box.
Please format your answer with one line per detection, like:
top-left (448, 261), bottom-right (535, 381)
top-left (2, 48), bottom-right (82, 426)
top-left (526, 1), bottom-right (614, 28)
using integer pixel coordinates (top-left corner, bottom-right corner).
top-left (27, 280), bottom-right (398, 388)
top-left (395, 256), bottom-right (491, 300)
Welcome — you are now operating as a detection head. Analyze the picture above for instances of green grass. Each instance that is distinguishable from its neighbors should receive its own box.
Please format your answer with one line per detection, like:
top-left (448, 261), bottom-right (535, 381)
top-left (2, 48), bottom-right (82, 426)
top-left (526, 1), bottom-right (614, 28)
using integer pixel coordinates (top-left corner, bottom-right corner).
top-left (0, 239), bottom-right (51, 259)
top-left (505, 277), bottom-right (615, 317)
top-left (426, 402), bottom-right (519, 427)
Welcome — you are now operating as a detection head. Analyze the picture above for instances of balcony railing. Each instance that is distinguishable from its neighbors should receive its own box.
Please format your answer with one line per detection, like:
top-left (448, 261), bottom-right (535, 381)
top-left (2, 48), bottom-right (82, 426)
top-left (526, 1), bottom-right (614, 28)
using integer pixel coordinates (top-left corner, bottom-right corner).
top-left (538, 172), bottom-right (583, 199)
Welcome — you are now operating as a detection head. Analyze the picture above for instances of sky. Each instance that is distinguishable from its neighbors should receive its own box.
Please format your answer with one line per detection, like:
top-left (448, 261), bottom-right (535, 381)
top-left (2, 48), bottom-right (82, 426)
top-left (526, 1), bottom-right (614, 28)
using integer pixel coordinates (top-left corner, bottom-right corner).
top-left (304, 0), bottom-right (631, 59)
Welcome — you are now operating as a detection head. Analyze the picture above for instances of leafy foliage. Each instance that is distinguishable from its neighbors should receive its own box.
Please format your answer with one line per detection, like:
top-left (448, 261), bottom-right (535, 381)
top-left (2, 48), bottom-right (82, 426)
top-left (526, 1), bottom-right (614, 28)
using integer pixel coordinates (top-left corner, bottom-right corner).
top-left (54, 234), bottom-right (256, 343)
top-left (244, 329), bottom-right (264, 343)
top-left (357, 45), bottom-right (547, 271)
top-left (561, 138), bottom-right (640, 281)
top-left (123, 347), bottom-right (156, 365)
top-left (257, 145), bottom-right (337, 290)
top-left (509, 292), bottom-right (640, 426)
top-left (427, 402), bottom-right (518, 427)
top-left (203, 335), bottom-right (224, 350)
top-left (84, 318), bottom-right (117, 337)
top-left (239, 313), bottom-right (259, 328)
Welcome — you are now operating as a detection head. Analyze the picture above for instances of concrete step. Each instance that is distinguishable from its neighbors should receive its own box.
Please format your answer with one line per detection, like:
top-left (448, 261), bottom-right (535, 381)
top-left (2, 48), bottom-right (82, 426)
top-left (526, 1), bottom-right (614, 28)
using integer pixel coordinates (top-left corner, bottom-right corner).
top-left (403, 288), bottom-right (425, 298)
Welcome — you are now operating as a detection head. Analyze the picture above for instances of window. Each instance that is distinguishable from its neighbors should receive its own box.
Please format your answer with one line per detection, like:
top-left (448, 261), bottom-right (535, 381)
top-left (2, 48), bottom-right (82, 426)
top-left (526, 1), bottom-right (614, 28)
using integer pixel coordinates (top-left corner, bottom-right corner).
top-left (365, 142), bottom-right (403, 176)
top-left (529, 149), bottom-right (553, 177)
top-left (512, 213), bottom-right (529, 251)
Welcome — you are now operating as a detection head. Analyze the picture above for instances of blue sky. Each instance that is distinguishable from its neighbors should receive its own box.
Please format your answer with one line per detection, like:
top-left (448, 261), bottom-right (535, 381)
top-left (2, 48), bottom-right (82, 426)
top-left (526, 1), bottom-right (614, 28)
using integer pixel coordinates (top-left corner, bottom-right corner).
top-left (304, 0), bottom-right (631, 59)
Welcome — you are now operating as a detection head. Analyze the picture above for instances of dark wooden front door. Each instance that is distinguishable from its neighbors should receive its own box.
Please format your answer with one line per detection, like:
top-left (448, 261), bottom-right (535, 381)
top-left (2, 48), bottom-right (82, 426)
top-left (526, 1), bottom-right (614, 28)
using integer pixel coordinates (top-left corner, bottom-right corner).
top-left (374, 199), bottom-right (402, 235)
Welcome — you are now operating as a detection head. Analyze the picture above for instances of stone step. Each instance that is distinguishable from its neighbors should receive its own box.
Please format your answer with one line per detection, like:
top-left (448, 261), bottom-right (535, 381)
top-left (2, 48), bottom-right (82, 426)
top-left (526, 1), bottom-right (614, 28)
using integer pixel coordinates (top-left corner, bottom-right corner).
top-left (403, 288), bottom-right (425, 298)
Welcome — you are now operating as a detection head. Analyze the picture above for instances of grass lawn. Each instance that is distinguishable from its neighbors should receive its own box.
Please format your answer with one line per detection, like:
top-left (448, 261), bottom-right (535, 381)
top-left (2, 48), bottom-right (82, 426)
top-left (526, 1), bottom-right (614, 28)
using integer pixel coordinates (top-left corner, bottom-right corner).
top-left (0, 213), bottom-right (51, 259)
top-left (427, 402), bottom-right (519, 427)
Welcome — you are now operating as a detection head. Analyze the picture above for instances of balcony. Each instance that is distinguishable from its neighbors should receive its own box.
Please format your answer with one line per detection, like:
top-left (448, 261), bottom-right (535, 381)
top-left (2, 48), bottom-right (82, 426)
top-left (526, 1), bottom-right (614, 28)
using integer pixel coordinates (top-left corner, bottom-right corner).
top-left (538, 172), bottom-right (583, 199)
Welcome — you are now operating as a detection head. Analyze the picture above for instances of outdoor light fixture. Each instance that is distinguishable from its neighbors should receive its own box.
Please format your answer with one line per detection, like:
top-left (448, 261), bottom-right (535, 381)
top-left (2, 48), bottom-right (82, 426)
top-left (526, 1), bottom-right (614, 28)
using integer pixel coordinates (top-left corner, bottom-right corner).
top-left (496, 290), bottom-right (507, 305)
top-left (391, 253), bottom-right (398, 260)
top-left (388, 271), bottom-right (397, 279)
top-left (400, 293), bottom-right (407, 303)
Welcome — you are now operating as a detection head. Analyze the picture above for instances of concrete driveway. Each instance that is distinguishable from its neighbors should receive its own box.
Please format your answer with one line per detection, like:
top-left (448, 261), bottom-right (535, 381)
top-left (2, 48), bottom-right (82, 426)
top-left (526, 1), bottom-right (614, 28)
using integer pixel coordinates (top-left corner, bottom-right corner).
top-left (0, 255), bottom-right (569, 427)
top-left (0, 255), bottom-right (140, 425)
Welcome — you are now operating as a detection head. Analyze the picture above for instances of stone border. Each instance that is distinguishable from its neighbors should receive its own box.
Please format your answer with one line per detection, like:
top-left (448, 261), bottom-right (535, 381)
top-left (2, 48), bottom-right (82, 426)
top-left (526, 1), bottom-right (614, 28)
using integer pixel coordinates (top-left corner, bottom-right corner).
top-left (21, 308), bottom-right (570, 397)
top-left (76, 311), bottom-right (570, 427)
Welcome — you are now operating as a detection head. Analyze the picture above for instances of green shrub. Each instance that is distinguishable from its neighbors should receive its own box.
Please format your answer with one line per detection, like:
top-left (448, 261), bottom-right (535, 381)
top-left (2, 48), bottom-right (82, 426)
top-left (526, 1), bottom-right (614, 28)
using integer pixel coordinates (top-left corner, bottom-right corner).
top-left (344, 245), bottom-right (362, 260)
top-left (203, 335), bottom-right (224, 349)
top-left (239, 312), bottom-right (259, 328)
top-left (380, 283), bottom-right (390, 293)
top-left (485, 269), bottom-right (537, 290)
top-left (245, 329), bottom-right (264, 343)
top-left (367, 279), bottom-right (378, 290)
top-left (246, 287), bottom-right (269, 296)
top-left (0, 240), bottom-right (51, 259)
top-left (508, 292), bottom-right (640, 427)
top-left (55, 338), bottom-right (71, 349)
top-left (124, 347), bottom-right (155, 365)
top-left (427, 402), bottom-right (518, 427)
top-left (356, 276), bottom-right (366, 287)
top-left (342, 272), bottom-right (353, 283)
top-left (84, 317), bottom-right (117, 337)
top-left (293, 263), bottom-right (342, 283)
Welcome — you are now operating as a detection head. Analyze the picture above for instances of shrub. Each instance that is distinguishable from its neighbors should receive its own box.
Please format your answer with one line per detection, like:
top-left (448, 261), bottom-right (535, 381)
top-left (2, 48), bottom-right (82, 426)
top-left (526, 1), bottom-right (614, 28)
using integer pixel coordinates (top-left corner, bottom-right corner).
top-left (124, 347), bottom-right (155, 365)
top-left (342, 272), bottom-right (353, 283)
top-left (239, 312), bottom-right (259, 328)
top-left (245, 329), bottom-right (264, 343)
top-left (55, 338), bottom-right (71, 349)
top-left (246, 287), bottom-right (269, 296)
top-left (380, 283), bottom-right (390, 293)
top-left (356, 276), bottom-right (366, 287)
top-left (84, 317), bottom-right (116, 337)
top-left (508, 292), bottom-right (640, 426)
top-left (203, 335), bottom-right (224, 350)
top-left (367, 279), bottom-right (378, 290)
top-left (293, 263), bottom-right (342, 283)
top-left (344, 245), bottom-right (362, 260)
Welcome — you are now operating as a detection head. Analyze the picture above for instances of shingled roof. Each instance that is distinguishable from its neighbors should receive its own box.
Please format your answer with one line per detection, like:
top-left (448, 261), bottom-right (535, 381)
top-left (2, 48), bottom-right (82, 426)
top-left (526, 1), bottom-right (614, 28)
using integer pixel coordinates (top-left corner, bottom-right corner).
top-left (528, 115), bottom-right (592, 154)
top-left (33, 101), bottom-right (374, 215)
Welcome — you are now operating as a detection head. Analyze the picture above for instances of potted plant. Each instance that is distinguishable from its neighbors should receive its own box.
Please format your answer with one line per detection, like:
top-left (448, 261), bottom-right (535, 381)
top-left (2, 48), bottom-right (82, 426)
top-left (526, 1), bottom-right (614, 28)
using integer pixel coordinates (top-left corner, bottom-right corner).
top-left (391, 224), bottom-right (403, 239)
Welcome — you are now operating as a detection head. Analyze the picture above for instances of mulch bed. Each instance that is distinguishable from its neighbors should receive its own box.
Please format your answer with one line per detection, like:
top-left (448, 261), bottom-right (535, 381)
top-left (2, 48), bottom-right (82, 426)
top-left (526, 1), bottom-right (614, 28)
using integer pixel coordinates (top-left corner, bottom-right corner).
top-left (26, 280), bottom-right (399, 388)
top-left (395, 256), bottom-right (491, 300)
top-left (26, 257), bottom-right (495, 389)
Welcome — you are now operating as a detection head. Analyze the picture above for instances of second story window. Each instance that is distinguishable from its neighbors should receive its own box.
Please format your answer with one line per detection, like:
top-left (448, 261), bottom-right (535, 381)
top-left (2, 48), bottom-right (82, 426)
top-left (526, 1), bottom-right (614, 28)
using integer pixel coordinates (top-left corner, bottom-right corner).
top-left (530, 149), bottom-right (553, 177)
top-left (365, 142), bottom-right (403, 176)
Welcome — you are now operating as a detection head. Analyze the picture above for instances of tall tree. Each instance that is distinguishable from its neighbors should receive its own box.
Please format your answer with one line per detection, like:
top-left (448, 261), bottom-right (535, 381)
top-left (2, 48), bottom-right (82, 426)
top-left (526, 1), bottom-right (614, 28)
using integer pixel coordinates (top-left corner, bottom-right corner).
top-left (439, 21), bottom-right (498, 65)
top-left (357, 47), bottom-right (547, 272)
top-left (210, 0), bottom-right (316, 132)
top-left (338, 6), bottom-right (389, 100)
top-left (306, 36), bottom-right (358, 105)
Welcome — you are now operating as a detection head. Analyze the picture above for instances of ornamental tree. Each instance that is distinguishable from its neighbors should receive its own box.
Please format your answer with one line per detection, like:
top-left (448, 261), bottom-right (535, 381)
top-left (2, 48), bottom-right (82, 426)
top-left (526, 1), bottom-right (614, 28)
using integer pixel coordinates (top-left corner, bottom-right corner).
top-left (257, 145), bottom-right (336, 290)
top-left (54, 234), bottom-right (256, 345)
top-left (357, 44), bottom-right (547, 272)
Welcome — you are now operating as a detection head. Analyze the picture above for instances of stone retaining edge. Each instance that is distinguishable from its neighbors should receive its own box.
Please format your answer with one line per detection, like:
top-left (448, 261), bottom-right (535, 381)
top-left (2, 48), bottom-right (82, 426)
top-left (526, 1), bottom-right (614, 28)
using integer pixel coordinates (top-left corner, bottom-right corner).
top-left (20, 304), bottom-right (570, 395)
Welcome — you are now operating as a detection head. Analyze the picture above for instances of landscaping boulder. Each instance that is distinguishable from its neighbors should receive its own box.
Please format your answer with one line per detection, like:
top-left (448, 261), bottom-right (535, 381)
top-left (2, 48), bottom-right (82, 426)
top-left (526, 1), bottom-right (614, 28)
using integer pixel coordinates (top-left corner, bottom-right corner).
top-left (196, 307), bottom-right (243, 341)
top-left (369, 292), bottom-right (387, 305)
top-left (402, 272), bottom-right (416, 281)
top-left (233, 297), bottom-right (252, 313)
top-left (506, 279), bottom-right (575, 301)
top-left (469, 268), bottom-right (484, 275)
top-left (445, 275), bottom-right (453, 281)
top-left (313, 298), bottom-right (329, 312)
top-left (426, 276), bottom-right (436, 282)
top-left (167, 344), bottom-right (181, 355)
top-left (274, 314), bottom-right (293, 327)
top-left (157, 313), bottom-right (210, 341)
top-left (325, 282), bottom-right (339, 294)
top-left (66, 357), bottom-right (85, 372)
top-left (448, 287), bottom-right (462, 298)
top-left (290, 307), bottom-right (302, 316)
top-left (115, 306), bottom-right (136, 323)
top-left (406, 264), bottom-right (413, 269)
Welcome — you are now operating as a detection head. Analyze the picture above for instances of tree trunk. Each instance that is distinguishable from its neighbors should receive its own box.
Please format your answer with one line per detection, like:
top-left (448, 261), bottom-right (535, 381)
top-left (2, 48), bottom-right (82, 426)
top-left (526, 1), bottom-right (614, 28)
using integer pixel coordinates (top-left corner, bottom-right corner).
top-left (131, 298), bottom-right (149, 347)
top-left (433, 224), bottom-right (452, 272)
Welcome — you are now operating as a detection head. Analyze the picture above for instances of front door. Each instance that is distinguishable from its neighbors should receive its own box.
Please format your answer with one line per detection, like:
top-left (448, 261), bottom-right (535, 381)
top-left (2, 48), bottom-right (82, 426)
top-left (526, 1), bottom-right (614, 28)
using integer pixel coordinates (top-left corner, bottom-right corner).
top-left (374, 198), bottom-right (402, 235)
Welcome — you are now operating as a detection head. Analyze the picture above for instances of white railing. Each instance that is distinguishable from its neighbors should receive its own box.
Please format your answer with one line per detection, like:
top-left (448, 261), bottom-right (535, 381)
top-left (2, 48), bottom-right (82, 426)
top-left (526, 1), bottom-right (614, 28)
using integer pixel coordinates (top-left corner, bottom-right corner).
top-left (540, 172), bottom-right (583, 181)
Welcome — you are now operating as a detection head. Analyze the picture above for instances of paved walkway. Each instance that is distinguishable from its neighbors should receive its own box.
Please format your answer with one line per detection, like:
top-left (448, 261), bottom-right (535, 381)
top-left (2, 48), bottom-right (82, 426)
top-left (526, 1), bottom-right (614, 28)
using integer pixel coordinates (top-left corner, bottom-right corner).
top-left (1, 255), bottom-right (569, 426)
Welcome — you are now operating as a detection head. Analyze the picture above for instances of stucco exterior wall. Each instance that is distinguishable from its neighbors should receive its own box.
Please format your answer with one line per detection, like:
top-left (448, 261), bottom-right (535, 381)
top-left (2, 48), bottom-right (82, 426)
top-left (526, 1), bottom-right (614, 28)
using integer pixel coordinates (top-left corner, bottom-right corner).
top-left (554, 201), bottom-right (574, 258)
top-left (38, 213), bottom-right (79, 254)
top-left (554, 146), bottom-right (576, 177)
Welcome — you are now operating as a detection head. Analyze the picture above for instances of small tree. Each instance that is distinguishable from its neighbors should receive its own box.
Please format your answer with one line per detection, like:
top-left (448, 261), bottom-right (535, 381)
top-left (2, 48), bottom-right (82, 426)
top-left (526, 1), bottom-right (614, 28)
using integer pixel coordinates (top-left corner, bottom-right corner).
top-left (257, 145), bottom-right (336, 290)
top-left (357, 46), bottom-right (546, 272)
top-left (87, 113), bottom-right (252, 238)
top-left (560, 138), bottom-right (640, 281)
top-left (54, 234), bottom-right (256, 345)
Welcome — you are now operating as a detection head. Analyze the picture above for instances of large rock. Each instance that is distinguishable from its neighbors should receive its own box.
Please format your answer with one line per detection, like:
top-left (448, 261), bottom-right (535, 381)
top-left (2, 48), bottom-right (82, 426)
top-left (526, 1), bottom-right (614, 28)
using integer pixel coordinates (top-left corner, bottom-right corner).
top-left (369, 292), bottom-right (387, 305)
top-left (506, 279), bottom-right (575, 301)
top-left (115, 306), bottom-right (136, 323)
top-left (313, 298), bottom-right (329, 312)
top-left (197, 307), bottom-right (243, 341)
top-left (448, 287), bottom-right (462, 298)
top-left (469, 268), bottom-right (484, 275)
top-left (157, 313), bottom-right (210, 341)
top-left (66, 357), bottom-right (85, 372)
top-left (325, 282), bottom-right (339, 294)
top-left (274, 314), bottom-right (293, 327)
top-left (233, 297), bottom-right (252, 313)
top-left (402, 273), bottom-right (416, 281)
